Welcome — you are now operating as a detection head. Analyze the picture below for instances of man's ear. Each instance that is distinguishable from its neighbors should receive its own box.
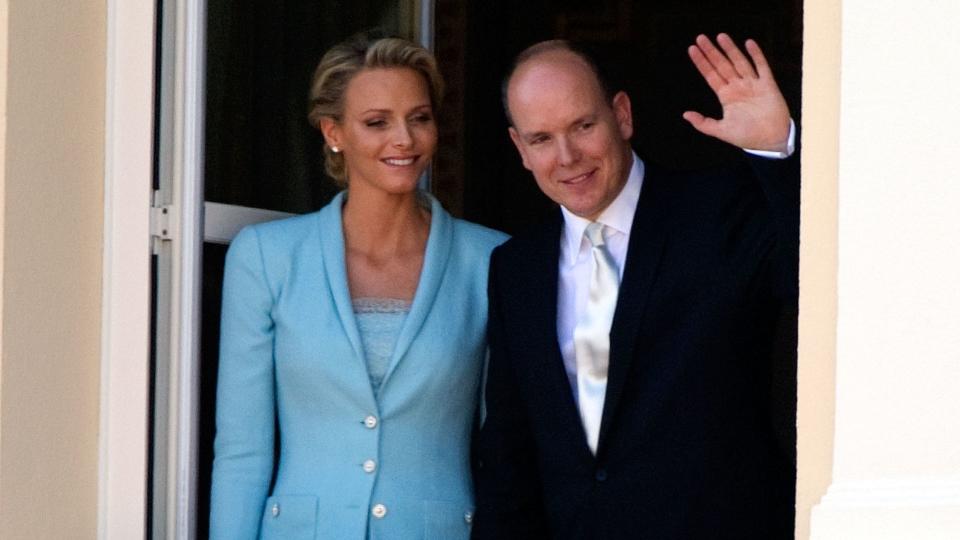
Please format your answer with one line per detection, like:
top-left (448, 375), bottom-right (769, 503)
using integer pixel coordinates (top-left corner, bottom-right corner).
top-left (508, 127), bottom-right (532, 171)
top-left (612, 91), bottom-right (634, 141)
top-left (319, 116), bottom-right (341, 150)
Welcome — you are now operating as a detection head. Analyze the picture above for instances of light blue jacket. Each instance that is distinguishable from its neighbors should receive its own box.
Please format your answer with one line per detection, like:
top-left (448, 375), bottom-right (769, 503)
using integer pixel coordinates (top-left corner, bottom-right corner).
top-left (209, 192), bottom-right (507, 540)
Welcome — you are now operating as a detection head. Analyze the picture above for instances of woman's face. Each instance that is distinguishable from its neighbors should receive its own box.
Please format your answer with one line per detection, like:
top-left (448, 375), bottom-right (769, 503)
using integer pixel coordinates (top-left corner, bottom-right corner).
top-left (322, 67), bottom-right (437, 195)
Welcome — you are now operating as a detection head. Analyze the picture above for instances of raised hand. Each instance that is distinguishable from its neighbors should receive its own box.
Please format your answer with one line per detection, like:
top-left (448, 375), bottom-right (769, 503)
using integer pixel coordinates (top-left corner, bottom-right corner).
top-left (683, 33), bottom-right (791, 153)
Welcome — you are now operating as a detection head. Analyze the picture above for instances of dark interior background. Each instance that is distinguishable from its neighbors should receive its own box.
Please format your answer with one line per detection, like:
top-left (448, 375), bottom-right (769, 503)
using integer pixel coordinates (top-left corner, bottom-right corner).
top-left (196, 1), bottom-right (802, 537)
top-left (458, 0), bottom-right (802, 231)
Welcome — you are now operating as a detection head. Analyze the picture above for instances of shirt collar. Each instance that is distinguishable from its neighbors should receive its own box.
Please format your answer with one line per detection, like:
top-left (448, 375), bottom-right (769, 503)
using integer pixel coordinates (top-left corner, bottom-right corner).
top-left (560, 152), bottom-right (645, 265)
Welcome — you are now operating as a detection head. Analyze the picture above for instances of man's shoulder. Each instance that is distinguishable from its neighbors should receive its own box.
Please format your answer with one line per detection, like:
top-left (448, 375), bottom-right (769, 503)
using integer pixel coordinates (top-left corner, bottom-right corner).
top-left (492, 211), bottom-right (561, 261)
top-left (643, 159), bottom-right (770, 223)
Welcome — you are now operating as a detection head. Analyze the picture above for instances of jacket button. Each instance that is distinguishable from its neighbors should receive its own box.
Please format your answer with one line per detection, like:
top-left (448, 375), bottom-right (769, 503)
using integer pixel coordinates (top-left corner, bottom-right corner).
top-left (271, 503), bottom-right (280, 517)
top-left (362, 459), bottom-right (377, 473)
top-left (371, 503), bottom-right (387, 519)
top-left (364, 415), bottom-right (378, 429)
top-left (595, 468), bottom-right (608, 482)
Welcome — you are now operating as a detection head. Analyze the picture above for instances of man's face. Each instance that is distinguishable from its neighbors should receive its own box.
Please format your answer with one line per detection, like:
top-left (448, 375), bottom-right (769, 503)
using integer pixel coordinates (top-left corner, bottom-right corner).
top-left (507, 51), bottom-right (634, 221)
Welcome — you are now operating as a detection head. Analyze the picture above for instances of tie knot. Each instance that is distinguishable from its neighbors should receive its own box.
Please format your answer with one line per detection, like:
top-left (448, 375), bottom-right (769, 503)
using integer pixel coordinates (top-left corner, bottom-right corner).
top-left (584, 222), bottom-right (606, 248)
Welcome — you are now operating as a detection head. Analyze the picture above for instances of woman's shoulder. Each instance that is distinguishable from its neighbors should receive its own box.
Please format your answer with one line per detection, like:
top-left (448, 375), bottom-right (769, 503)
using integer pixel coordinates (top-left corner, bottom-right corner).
top-left (449, 216), bottom-right (509, 252)
top-left (243, 211), bottom-right (321, 243)
top-left (230, 193), bottom-right (345, 254)
top-left (228, 212), bottom-right (316, 258)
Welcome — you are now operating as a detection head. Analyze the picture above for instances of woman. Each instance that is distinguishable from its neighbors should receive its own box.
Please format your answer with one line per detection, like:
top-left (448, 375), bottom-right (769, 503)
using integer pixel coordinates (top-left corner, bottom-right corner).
top-left (209, 35), bottom-right (507, 539)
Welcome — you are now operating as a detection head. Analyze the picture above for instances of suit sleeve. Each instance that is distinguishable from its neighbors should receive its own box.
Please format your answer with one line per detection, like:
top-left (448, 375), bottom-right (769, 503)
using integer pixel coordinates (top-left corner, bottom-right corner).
top-left (209, 226), bottom-right (277, 540)
top-left (747, 146), bottom-right (800, 472)
top-left (472, 247), bottom-right (550, 539)
top-left (747, 138), bottom-right (800, 300)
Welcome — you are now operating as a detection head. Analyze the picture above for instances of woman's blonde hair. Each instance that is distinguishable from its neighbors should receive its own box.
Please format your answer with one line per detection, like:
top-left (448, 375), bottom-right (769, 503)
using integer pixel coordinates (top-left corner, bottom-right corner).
top-left (307, 35), bottom-right (445, 186)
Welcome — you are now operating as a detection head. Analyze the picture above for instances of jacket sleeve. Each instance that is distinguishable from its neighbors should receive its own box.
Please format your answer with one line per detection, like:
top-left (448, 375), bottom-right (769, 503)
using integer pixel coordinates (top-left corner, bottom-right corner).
top-left (747, 138), bottom-right (800, 300)
top-left (472, 247), bottom-right (550, 539)
top-left (209, 226), bottom-right (277, 540)
top-left (747, 148), bottom-right (801, 474)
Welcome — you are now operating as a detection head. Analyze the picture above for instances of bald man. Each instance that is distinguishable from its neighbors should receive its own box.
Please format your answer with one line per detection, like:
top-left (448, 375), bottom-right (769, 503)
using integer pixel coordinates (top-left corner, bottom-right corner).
top-left (474, 35), bottom-right (797, 539)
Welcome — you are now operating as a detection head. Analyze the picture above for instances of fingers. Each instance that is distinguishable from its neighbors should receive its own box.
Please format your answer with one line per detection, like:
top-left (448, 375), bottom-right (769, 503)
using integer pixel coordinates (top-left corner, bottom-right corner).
top-left (694, 34), bottom-right (740, 83)
top-left (745, 38), bottom-right (774, 80)
top-left (691, 34), bottom-right (770, 83)
top-left (716, 33), bottom-right (757, 79)
top-left (687, 45), bottom-right (727, 95)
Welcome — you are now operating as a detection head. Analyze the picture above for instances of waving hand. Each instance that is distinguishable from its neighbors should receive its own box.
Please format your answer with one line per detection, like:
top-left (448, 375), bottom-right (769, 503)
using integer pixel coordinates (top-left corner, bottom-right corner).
top-left (683, 33), bottom-right (791, 153)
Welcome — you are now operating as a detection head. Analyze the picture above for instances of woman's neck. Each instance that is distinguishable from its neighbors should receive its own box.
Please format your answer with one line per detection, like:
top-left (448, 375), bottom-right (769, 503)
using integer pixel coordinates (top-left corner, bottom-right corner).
top-left (341, 186), bottom-right (430, 261)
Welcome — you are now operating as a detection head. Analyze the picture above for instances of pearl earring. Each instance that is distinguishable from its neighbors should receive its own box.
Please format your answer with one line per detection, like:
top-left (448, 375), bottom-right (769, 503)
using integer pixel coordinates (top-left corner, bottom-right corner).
top-left (331, 145), bottom-right (340, 153)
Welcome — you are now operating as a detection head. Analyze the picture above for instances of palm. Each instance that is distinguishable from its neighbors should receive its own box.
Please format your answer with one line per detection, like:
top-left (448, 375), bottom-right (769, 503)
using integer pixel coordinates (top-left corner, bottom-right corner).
top-left (683, 34), bottom-right (791, 152)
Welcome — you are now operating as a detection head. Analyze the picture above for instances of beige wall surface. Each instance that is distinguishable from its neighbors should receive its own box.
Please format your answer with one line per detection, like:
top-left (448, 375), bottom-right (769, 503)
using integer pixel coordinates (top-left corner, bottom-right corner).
top-left (0, 1), bottom-right (106, 538)
top-left (796, 0), bottom-right (841, 538)
top-left (0, 1), bottom-right (7, 450)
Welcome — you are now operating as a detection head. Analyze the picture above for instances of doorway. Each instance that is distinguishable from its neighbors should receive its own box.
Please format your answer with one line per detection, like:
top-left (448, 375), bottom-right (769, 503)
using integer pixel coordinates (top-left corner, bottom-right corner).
top-left (186, 0), bottom-right (802, 537)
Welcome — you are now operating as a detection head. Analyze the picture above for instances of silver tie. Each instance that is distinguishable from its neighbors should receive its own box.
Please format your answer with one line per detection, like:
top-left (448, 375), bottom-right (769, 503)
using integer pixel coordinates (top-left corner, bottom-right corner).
top-left (573, 222), bottom-right (619, 453)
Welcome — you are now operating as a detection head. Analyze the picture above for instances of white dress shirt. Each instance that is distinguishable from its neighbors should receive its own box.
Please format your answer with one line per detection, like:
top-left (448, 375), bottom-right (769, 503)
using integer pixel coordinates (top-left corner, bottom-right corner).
top-left (556, 121), bottom-right (796, 399)
top-left (557, 153), bottom-right (644, 395)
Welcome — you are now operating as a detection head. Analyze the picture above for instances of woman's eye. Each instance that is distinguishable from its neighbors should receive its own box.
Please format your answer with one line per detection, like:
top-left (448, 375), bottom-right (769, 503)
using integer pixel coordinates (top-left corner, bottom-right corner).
top-left (365, 119), bottom-right (387, 128)
top-left (411, 113), bottom-right (433, 124)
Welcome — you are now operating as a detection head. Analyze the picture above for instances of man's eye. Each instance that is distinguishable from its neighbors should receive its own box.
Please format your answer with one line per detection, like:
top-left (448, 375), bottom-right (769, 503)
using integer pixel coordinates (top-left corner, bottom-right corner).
top-left (365, 119), bottom-right (387, 128)
top-left (530, 136), bottom-right (548, 145)
top-left (579, 122), bottom-right (594, 131)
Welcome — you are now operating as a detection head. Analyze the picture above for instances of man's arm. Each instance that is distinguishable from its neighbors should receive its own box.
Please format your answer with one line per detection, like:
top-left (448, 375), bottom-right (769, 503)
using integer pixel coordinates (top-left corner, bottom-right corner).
top-left (472, 247), bottom-right (550, 539)
top-left (685, 33), bottom-right (799, 294)
top-left (685, 33), bottom-right (800, 473)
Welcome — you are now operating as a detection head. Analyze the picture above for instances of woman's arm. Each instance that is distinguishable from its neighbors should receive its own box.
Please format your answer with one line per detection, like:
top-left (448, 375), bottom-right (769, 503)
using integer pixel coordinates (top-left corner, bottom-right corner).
top-left (209, 226), bottom-right (277, 540)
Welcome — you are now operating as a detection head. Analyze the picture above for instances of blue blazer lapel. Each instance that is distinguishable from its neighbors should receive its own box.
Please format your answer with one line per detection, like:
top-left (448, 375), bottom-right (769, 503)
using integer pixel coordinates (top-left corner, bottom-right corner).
top-left (317, 192), bottom-right (366, 365)
top-left (379, 194), bottom-right (452, 388)
top-left (598, 166), bottom-right (668, 452)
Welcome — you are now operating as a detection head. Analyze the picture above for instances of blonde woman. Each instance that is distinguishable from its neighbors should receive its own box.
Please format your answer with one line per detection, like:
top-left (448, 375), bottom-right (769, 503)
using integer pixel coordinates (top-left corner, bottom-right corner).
top-left (209, 35), bottom-right (506, 539)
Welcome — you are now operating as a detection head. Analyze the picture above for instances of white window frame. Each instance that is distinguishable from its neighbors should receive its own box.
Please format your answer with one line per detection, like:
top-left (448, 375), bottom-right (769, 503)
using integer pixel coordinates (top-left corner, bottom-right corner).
top-left (98, 1), bottom-right (156, 538)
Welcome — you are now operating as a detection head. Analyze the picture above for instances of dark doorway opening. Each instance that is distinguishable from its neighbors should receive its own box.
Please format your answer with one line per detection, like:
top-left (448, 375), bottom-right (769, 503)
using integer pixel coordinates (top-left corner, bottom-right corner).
top-left (447, 0), bottom-right (802, 233)
top-left (197, 1), bottom-right (802, 538)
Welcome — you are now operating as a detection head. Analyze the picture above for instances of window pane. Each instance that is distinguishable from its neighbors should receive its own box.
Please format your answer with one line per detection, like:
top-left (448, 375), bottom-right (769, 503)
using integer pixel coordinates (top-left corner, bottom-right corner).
top-left (204, 0), bottom-right (417, 213)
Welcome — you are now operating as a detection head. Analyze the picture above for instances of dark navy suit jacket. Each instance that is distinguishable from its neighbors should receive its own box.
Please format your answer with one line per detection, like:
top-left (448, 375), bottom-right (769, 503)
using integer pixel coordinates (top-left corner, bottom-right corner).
top-left (473, 154), bottom-right (799, 540)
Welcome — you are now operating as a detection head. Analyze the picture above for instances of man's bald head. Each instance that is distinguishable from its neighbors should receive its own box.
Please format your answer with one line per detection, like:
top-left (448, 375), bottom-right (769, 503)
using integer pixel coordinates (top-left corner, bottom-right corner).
top-left (502, 40), bottom-right (618, 126)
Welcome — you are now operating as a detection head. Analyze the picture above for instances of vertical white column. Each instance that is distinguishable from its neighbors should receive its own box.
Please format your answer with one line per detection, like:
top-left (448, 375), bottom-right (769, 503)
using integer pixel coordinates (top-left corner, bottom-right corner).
top-left (99, 1), bottom-right (155, 538)
top-left (810, 1), bottom-right (960, 538)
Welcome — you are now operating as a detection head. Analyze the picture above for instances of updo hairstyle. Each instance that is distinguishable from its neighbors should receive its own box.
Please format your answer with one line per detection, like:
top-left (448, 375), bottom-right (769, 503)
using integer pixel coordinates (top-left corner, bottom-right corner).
top-left (307, 35), bottom-right (445, 186)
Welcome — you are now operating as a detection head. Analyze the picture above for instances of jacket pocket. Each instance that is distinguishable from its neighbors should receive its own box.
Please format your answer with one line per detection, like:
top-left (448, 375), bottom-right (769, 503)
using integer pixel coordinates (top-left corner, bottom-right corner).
top-left (259, 494), bottom-right (317, 540)
top-left (423, 500), bottom-right (473, 540)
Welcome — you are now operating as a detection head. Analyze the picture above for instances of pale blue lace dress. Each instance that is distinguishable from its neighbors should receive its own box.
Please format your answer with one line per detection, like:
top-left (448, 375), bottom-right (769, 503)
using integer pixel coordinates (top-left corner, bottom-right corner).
top-left (352, 298), bottom-right (412, 396)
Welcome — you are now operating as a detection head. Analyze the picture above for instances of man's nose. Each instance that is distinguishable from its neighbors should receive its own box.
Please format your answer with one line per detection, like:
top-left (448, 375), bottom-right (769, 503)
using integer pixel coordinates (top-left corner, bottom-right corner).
top-left (556, 137), bottom-right (580, 167)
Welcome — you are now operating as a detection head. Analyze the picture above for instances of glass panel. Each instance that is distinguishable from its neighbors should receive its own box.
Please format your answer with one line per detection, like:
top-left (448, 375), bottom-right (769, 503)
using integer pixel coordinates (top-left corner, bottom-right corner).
top-left (204, 0), bottom-right (419, 214)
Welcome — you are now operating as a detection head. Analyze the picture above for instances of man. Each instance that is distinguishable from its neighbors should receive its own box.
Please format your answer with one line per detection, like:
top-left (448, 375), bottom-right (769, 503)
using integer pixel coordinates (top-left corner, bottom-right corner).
top-left (473, 34), bottom-right (798, 539)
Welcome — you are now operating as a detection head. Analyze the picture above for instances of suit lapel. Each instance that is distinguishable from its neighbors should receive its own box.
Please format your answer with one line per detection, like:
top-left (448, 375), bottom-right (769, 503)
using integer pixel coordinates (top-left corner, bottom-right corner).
top-left (528, 212), bottom-right (598, 462)
top-left (379, 194), bottom-right (452, 387)
top-left (598, 165), bottom-right (668, 451)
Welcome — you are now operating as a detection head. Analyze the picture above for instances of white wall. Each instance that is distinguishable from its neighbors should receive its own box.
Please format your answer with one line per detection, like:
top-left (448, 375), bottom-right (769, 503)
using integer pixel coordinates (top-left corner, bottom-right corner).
top-left (811, 1), bottom-right (960, 537)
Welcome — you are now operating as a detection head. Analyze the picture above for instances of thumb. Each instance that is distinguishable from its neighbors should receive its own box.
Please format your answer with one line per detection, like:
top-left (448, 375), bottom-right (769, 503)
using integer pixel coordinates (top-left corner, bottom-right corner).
top-left (682, 111), bottom-right (721, 138)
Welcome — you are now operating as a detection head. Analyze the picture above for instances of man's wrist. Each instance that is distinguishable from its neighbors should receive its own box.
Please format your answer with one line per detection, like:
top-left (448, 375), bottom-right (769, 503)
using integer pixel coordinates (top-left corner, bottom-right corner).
top-left (744, 119), bottom-right (796, 159)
